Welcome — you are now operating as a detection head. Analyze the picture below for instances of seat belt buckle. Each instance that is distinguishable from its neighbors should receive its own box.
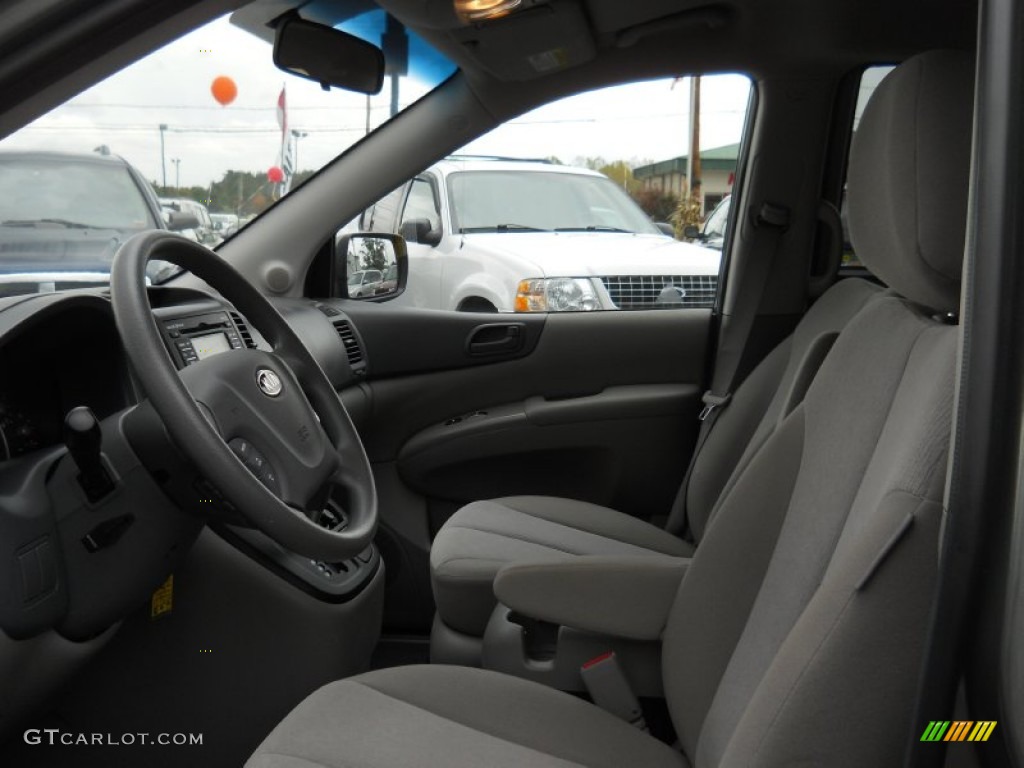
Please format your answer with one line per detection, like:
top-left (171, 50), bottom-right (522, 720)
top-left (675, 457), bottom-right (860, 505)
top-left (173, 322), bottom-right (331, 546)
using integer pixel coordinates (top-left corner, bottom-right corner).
top-left (699, 391), bottom-right (731, 421)
top-left (580, 651), bottom-right (648, 731)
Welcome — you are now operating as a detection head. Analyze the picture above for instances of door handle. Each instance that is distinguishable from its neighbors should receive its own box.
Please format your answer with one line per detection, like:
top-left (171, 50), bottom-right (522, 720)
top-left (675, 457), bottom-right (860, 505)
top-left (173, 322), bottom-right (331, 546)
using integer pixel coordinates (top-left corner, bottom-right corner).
top-left (466, 323), bottom-right (525, 356)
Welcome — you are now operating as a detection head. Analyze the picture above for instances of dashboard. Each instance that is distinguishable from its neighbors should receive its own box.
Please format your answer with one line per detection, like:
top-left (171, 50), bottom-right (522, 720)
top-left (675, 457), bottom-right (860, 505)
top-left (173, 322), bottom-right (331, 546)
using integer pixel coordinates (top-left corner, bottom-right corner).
top-left (0, 286), bottom-right (374, 640)
top-left (0, 284), bottom-right (381, 749)
top-left (0, 289), bottom-right (369, 465)
top-left (0, 302), bottom-right (133, 461)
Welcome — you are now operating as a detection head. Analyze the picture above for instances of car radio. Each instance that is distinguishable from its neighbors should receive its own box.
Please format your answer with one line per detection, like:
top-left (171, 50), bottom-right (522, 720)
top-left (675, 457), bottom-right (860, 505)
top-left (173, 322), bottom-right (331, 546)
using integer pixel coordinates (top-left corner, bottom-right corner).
top-left (159, 311), bottom-right (248, 368)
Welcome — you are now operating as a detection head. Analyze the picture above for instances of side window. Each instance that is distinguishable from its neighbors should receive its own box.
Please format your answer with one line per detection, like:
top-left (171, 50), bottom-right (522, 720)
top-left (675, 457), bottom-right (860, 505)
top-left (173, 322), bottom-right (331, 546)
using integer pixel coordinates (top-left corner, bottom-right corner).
top-left (362, 185), bottom-right (407, 233)
top-left (400, 177), bottom-right (441, 234)
top-left (841, 65), bottom-right (895, 269)
top-left (355, 76), bottom-right (752, 313)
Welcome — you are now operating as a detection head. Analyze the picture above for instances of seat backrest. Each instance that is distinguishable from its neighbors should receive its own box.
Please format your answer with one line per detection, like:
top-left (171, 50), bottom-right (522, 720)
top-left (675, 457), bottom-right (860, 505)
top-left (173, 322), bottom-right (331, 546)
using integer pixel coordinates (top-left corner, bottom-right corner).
top-left (680, 275), bottom-right (882, 542)
top-left (661, 50), bottom-right (974, 766)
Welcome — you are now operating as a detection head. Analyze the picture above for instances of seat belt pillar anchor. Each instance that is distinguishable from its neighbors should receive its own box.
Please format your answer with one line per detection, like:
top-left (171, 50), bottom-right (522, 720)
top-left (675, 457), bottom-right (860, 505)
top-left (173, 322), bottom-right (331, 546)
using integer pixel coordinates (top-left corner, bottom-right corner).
top-left (699, 391), bottom-right (732, 421)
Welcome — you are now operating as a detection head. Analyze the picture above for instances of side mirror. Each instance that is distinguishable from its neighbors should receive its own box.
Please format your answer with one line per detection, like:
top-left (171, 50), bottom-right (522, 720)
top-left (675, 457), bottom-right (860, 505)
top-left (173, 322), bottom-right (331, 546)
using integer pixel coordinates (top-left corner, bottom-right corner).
top-left (682, 224), bottom-right (702, 240)
top-left (335, 233), bottom-right (408, 301)
top-left (400, 218), bottom-right (442, 247)
top-left (654, 221), bottom-right (675, 237)
top-left (168, 211), bottom-right (200, 231)
top-left (274, 17), bottom-right (385, 95)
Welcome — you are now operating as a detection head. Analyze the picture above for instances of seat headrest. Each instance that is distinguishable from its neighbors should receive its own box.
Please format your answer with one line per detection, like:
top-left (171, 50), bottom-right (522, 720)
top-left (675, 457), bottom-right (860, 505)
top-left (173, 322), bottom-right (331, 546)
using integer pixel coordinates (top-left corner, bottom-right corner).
top-left (847, 50), bottom-right (975, 314)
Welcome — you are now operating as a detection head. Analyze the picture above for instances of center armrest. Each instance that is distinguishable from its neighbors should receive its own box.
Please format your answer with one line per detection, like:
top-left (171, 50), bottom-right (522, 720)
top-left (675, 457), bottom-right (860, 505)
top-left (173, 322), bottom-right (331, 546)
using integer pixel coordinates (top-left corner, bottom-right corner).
top-left (493, 555), bottom-right (689, 641)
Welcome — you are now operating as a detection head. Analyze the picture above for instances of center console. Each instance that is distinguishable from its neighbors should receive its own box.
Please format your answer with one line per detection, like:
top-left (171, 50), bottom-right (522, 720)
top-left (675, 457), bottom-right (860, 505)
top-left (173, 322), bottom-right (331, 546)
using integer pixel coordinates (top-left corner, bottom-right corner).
top-left (158, 308), bottom-right (252, 367)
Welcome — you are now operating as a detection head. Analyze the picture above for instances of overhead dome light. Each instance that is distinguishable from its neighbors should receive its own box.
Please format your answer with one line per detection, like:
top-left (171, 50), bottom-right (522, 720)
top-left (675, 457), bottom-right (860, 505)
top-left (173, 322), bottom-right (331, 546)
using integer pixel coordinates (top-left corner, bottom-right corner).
top-left (454, 0), bottom-right (523, 23)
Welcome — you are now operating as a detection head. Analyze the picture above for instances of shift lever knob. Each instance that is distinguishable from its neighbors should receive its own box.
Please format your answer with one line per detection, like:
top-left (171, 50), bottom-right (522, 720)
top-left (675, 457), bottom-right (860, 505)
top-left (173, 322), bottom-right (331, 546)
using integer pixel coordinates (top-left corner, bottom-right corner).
top-left (64, 406), bottom-right (114, 502)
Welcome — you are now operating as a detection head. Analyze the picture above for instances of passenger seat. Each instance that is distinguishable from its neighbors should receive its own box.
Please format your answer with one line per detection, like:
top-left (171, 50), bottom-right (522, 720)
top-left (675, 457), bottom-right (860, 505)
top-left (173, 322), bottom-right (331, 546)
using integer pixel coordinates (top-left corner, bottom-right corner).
top-left (431, 254), bottom-right (883, 657)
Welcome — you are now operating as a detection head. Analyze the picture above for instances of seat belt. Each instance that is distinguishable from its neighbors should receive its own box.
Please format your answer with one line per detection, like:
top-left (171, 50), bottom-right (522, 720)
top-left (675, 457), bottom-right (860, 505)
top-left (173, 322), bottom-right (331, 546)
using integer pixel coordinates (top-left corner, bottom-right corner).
top-left (665, 201), bottom-right (791, 538)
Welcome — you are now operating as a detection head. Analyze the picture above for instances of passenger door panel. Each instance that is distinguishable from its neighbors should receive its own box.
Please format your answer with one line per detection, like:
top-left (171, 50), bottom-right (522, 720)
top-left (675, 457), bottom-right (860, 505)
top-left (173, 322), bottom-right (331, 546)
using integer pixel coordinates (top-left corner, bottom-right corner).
top-left (397, 382), bottom-right (698, 522)
top-left (340, 303), bottom-right (709, 520)
top-left (308, 302), bottom-right (711, 631)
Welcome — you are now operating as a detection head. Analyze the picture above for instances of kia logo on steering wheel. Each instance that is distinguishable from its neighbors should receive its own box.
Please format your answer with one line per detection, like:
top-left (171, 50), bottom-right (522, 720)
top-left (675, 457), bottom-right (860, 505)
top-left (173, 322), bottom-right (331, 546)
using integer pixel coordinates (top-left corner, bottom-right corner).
top-left (256, 368), bottom-right (283, 397)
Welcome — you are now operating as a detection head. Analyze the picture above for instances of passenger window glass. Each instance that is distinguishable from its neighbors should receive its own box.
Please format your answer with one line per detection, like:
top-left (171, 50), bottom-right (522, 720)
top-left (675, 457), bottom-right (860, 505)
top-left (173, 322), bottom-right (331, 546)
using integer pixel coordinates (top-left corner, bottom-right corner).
top-left (400, 178), bottom-right (441, 233)
top-left (363, 185), bottom-right (406, 232)
top-left (376, 75), bottom-right (751, 313)
top-left (841, 65), bottom-right (895, 268)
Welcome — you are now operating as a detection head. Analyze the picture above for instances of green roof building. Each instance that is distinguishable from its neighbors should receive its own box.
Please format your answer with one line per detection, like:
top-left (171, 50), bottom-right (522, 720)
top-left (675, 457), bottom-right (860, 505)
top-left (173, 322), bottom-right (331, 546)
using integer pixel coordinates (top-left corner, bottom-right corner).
top-left (633, 143), bottom-right (739, 213)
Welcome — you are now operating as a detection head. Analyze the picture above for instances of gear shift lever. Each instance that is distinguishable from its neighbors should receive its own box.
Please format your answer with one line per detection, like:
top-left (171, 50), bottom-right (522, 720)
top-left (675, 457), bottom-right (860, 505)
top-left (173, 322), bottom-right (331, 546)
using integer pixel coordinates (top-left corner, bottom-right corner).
top-left (64, 406), bottom-right (115, 502)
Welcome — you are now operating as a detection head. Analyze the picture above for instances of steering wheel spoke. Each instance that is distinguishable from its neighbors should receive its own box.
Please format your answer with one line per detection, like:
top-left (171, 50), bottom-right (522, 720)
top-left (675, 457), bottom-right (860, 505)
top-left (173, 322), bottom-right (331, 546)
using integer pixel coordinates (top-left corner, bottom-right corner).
top-left (110, 231), bottom-right (377, 561)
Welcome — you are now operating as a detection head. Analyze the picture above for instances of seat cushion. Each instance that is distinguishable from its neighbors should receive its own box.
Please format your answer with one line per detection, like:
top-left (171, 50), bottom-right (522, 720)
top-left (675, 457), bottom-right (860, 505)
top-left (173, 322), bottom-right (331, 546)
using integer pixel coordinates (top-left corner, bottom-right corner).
top-left (246, 665), bottom-right (686, 768)
top-left (431, 496), bottom-right (692, 635)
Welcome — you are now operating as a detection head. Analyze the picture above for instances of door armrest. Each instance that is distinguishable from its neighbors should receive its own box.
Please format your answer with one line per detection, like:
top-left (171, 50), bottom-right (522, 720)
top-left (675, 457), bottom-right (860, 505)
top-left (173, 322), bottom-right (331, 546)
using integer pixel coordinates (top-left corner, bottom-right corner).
top-left (493, 555), bottom-right (689, 641)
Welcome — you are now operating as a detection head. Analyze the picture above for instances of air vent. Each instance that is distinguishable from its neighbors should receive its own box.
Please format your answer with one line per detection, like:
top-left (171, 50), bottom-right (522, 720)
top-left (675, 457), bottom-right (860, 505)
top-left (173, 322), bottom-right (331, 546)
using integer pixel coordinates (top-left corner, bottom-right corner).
top-left (228, 311), bottom-right (257, 349)
top-left (316, 304), bottom-right (341, 317)
top-left (334, 321), bottom-right (364, 368)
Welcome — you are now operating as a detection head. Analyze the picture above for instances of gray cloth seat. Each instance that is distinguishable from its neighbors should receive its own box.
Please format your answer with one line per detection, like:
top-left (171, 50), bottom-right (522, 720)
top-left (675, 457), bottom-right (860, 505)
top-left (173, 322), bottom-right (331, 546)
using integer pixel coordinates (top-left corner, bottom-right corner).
top-left (247, 665), bottom-right (685, 768)
top-left (249, 50), bottom-right (973, 768)
top-left (431, 275), bottom-right (883, 639)
top-left (431, 495), bottom-right (693, 635)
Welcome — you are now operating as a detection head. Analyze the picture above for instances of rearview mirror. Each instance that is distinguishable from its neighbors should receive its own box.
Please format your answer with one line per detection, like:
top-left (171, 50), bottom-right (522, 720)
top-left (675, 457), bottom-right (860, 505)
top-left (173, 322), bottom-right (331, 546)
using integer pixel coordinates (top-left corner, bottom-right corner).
top-left (335, 233), bottom-right (408, 301)
top-left (274, 17), bottom-right (385, 95)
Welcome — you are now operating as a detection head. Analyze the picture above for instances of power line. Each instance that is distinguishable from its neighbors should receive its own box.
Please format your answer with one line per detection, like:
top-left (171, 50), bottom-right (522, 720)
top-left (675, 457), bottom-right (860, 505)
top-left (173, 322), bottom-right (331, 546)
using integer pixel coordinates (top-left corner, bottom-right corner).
top-left (16, 124), bottom-right (368, 134)
top-left (63, 102), bottom-right (392, 112)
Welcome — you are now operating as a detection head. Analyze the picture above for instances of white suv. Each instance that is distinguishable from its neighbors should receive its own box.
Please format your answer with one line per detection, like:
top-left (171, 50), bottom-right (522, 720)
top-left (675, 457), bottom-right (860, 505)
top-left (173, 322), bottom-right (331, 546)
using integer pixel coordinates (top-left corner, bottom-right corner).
top-left (356, 157), bottom-right (720, 312)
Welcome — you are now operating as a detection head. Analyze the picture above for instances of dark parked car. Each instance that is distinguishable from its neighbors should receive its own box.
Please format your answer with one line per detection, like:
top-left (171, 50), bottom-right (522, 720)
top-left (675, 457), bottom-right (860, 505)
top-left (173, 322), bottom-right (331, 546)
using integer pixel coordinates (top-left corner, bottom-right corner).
top-left (0, 149), bottom-right (194, 295)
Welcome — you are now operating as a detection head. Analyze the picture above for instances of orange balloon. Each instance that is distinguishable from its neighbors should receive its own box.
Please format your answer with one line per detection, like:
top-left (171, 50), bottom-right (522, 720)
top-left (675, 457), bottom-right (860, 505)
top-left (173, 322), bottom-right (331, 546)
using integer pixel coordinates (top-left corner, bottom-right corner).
top-left (211, 76), bottom-right (237, 106)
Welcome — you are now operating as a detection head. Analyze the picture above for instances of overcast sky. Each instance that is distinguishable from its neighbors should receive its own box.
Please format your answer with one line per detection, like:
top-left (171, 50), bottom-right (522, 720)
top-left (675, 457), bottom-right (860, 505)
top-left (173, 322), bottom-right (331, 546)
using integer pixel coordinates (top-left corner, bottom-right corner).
top-left (0, 14), bottom-right (752, 189)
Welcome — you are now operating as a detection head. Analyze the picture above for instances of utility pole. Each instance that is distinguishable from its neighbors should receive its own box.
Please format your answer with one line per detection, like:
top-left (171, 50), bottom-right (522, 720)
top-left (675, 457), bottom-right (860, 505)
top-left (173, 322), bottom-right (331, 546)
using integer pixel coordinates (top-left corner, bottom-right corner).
top-left (688, 76), bottom-right (702, 213)
top-left (159, 124), bottom-right (168, 190)
top-left (383, 14), bottom-right (408, 118)
top-left (172, 158), bottom-right (180, 189)
top-left (291, 130), bottom-right (308, 173)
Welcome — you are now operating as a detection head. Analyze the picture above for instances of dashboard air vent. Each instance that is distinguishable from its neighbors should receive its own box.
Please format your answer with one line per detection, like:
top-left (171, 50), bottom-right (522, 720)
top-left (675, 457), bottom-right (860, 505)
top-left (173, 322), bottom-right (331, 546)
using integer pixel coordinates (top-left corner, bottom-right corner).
top-left (228, 311), bottom-right (257, 349)
top-left (334, 321), bottom-right (364, 367)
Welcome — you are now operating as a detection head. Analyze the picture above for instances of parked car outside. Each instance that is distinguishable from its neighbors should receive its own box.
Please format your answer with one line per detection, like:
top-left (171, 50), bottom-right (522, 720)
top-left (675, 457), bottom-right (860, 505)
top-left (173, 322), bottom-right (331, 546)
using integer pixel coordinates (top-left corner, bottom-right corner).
top-left (0, 149), bottom-right (193, 296)
top-left (159, 197), bottom-right (220, 247)
top-left (687, 195), bottom-right (730, 250)
top-left (347, 268), bottom-right (383, 297)
top-left (356, 157), bottom-right (720, 312)
top-left (374, 263), bottom-right (398, 295)
top-left (211, 212), bottom-right (240, 238)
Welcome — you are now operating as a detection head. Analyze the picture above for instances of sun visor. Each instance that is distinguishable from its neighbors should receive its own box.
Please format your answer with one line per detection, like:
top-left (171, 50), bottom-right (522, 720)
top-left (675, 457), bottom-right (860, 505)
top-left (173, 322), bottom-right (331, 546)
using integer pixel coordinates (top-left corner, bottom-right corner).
top-left (451, 0), bottom-right (596, 81)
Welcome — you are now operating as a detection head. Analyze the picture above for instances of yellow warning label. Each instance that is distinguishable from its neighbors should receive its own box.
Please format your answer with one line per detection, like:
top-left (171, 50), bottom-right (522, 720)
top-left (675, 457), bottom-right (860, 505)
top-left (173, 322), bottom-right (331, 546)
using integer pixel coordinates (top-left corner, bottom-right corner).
top-left (151, 574), bottom-right (174, 619)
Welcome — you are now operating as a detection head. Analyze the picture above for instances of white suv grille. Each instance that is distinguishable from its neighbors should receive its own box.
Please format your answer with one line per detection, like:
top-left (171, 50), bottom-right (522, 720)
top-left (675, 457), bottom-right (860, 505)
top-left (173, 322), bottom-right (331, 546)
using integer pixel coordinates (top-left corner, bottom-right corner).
top-left (599, 275), bottom-right (717, 309)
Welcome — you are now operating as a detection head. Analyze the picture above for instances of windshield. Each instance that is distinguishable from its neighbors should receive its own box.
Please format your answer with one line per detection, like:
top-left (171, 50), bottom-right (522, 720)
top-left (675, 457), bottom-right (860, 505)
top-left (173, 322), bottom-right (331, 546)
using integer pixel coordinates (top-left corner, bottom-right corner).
top-left (448, 171), bottom-right (661, 235)
top-left (0, 3), bottom-right (454, 294)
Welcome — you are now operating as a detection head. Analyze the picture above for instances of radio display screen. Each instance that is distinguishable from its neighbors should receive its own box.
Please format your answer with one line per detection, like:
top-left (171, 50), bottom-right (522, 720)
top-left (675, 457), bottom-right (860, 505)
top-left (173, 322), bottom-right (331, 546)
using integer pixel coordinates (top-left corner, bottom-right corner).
top-left (192, 332), bottom-right (232, 361)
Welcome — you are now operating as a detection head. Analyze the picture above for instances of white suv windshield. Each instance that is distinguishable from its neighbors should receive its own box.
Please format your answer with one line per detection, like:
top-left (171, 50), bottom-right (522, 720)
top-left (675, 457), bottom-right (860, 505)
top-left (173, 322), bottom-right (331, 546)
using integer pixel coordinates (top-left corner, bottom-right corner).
top-left (448, 171), bottom-right (661, 234)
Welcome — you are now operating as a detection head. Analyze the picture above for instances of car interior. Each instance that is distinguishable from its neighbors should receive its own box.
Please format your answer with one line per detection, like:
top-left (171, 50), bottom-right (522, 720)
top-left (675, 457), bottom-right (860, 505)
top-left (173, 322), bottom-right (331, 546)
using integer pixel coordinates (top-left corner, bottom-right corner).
top-left (0, 0), bottom-right (1022, 766)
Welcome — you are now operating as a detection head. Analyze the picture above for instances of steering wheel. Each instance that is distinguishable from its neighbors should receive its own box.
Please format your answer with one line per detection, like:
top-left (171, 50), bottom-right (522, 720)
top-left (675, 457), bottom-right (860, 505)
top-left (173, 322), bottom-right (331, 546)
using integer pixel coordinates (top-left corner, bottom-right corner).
top-left (110, 231), bottom-right (377, 561)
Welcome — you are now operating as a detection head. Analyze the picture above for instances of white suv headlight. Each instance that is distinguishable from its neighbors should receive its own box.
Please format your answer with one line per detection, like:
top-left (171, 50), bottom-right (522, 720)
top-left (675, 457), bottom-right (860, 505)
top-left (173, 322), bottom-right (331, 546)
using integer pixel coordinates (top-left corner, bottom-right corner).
top-left (515, 278), bottom-right (601, 312)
